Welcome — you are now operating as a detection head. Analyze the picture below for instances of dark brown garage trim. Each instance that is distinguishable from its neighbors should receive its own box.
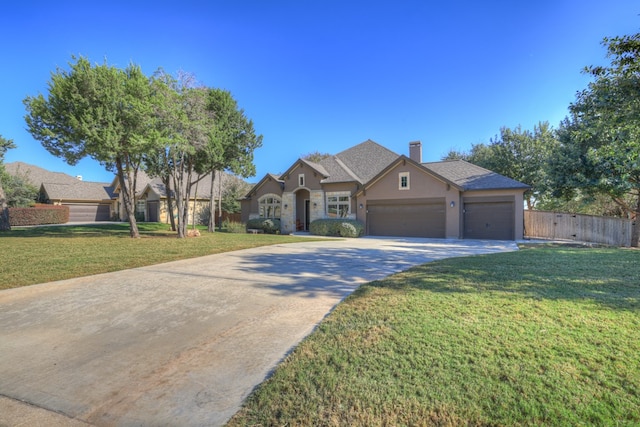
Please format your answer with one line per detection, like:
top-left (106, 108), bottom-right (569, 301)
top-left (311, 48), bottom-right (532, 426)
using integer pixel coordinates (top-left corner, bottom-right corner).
top-left (367, 198), bottom-right (445, 238)
top-left (463, 196), bottom-right (515, 240)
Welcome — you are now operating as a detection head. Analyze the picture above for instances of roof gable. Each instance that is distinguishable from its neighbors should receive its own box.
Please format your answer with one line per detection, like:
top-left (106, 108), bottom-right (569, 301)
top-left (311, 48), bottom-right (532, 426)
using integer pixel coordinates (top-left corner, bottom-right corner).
top-left (244, 173), bottom-right (284, 198)
top-left (320, 139), bottom-right (400, 184)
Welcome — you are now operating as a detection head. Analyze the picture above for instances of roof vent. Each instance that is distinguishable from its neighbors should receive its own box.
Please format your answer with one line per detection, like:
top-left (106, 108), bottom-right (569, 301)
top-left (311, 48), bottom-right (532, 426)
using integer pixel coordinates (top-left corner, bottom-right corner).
top-left (76, 175), bottom-right (83, 181)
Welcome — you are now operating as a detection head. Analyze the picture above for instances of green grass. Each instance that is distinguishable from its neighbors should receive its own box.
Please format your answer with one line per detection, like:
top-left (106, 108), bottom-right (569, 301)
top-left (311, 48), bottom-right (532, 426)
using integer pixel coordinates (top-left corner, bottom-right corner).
top-left (228, 245), bottom-right (640, 426)
top-left (0, 223), bottom-right (317, 290)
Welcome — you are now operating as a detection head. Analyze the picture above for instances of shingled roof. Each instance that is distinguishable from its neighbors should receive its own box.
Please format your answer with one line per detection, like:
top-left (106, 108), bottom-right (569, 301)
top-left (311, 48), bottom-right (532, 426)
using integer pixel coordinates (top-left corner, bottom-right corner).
top-left (319, 139), bottom-right (399, 184)
top-left (40, 181), bottom-right (115, 201)
top-left (422, 160), bottom-right (530, 191)
top-left (6, 162), bottom-right (115, 201)
top-left (5, 161), bottom-right (82, 186)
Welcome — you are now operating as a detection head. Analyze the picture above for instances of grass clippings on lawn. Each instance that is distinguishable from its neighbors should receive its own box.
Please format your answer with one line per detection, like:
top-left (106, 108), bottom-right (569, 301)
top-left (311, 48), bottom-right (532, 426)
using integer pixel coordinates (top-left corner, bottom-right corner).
top-left (0, 223), bottom-right (319, 290)
top-left (228, 245), bottom-right (640, 426)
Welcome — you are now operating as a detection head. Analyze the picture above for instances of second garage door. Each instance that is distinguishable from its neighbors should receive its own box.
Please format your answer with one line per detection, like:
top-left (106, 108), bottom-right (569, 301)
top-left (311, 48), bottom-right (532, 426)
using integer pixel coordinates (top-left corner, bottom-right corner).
top-left (367, 199), bottom-right (445, 238)
top-left (463, 199), bottom-right (514, 240)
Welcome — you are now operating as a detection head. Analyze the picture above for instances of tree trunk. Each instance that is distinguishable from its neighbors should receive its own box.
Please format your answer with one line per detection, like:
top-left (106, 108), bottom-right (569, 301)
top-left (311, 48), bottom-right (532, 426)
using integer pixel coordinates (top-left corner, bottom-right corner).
top-left (632, 195), bottom-right (640, 248)
top-left (174, 172), bottom-right (186, 238)
top-left (163, 175), bottom-right (176, 231)
top-left (0, 180), bottom-right (10, 231)
top-left (192, 178), bottom-right (199, 230)
top-left (115, 158), bottom-right (140, 238)
top-left (208, 172), bottom-right (216, 232)
top-left (218, 171), bottom-right (223, 231)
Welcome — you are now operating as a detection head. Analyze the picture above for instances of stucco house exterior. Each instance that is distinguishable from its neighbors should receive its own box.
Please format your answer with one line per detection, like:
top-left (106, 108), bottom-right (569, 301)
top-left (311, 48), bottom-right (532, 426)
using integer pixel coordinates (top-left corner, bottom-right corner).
top-left (241, 140), bottom-right (530, 240)
top-left (112, 170), bottom-right (245, 224)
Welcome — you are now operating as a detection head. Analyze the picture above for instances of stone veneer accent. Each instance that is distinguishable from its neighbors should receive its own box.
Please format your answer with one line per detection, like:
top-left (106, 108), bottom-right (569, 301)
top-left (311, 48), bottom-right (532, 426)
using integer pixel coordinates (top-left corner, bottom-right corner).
top-left (280, 192), bottom-right (295, 234)
top-left (310, 190), bottom-right (325, 222)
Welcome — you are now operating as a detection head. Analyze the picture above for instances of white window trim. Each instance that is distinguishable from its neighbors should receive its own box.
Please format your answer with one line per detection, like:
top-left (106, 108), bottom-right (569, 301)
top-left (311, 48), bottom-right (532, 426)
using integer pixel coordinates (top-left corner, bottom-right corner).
top-left (326, 191), bottom-right (350, 218)
top-left (399, 172), bottom-right (410, 190)
top-left (258, 193), bottom-right (282, 219)
top-left (298, 174), bottom-right (305, 187)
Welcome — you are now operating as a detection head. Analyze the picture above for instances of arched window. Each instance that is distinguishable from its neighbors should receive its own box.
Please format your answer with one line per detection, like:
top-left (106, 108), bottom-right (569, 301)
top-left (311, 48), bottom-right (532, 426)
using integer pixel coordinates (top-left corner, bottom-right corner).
top-left (259, 194), bottom-right (282, 218)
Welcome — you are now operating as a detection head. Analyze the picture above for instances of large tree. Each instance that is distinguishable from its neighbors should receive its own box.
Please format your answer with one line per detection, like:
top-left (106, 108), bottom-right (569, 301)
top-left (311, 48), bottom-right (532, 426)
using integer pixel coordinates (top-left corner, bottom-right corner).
top-left (24, 56), bottom-right (155, 238)
top-left (552, 33), bottom-right (640, 246)
top-left (442, 122), bottom-right (557, 209)
top-left (0, 135), bottom-right (15, 231)
top-left (145, 70), bottom-right (216, 237)
top-left (200, 88), bottom-right (262, 232)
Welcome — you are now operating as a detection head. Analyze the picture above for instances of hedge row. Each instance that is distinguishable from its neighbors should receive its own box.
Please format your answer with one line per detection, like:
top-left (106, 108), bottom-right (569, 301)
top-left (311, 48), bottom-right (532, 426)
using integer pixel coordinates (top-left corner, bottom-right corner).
top-left (246, 218), bottom-right (281, 234)
top-left (309, 219), bottom-right (364, 238)
top-left (9, 204), bottom-right (69, 226)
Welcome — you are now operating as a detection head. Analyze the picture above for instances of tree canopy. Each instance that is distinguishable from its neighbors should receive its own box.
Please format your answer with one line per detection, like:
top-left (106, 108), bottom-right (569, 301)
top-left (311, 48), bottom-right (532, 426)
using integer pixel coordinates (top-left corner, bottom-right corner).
top-left (551, 33), bottom-right (640, 246)
top-left (442, 122), bottom-right (557, 209)
top-left (24, 56), bottom-right (155, 237)
top-left (24, 57), bottom-right (262, 238)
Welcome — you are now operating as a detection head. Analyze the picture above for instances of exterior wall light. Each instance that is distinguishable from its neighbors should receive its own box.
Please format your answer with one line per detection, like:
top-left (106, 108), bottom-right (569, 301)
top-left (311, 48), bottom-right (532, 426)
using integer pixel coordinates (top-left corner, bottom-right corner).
top-left (359, 203), bottom-right (364, 209)
top-left (450, 201), bottom-right (455, 208)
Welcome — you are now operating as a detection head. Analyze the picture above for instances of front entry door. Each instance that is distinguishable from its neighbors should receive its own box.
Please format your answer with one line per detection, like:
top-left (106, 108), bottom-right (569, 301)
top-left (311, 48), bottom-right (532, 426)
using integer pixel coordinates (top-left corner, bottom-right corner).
top-left (305, 199), bottom-right (310, 231)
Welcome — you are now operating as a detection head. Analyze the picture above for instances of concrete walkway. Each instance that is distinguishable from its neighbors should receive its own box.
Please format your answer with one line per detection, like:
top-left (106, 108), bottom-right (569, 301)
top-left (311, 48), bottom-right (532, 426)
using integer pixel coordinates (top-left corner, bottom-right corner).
top-left (0, 237), bottom-right (518, 427)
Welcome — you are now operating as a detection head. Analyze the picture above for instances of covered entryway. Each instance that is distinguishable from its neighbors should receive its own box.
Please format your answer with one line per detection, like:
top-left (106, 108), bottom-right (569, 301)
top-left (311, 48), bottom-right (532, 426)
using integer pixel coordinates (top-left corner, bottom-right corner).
top-left (463, 197), bottom-right (515, 240)
top-left (66, 203), bottom-right (111, 222)
top-left (295, 189), bottom-right (310, 231)
top-left (367, 198), bottom-right (446, 238)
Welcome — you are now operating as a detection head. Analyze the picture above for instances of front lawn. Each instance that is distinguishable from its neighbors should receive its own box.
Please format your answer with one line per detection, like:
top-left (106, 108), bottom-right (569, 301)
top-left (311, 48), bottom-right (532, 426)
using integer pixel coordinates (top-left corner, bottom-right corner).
top-left (0, 223), bottom-right (316, 290)
top-left (228, 245), bottom-right (640, 426)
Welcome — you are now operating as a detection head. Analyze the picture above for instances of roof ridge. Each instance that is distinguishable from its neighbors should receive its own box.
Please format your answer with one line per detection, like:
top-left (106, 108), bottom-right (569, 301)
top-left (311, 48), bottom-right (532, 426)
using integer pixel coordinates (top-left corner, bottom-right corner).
top-left (333, 155), bottom-right (362, 183)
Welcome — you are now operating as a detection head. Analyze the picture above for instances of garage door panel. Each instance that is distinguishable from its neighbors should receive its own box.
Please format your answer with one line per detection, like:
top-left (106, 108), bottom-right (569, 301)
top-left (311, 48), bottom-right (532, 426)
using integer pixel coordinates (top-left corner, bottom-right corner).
top-left (67, 204), bottom-right (111, 222)
top-left (368, 201), bottom-right (445, 238)
top-left (463, 202), bottom-right (514, 240)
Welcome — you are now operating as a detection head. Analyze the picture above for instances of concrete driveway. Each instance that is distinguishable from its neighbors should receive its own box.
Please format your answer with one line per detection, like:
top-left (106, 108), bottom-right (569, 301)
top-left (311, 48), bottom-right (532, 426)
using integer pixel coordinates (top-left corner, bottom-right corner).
top-left (0, 237), bottom-right (517, 426)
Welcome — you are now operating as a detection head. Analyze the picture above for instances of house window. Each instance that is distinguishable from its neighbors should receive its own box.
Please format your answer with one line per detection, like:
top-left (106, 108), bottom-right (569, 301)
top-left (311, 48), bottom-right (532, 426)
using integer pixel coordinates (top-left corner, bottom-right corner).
top-left (399, 172), bottom-right (410, 190)
top-left (299, 174), bottom-right (305, 187)
top-left (136, 200), bottom-right (146, 214)
top-left (327, 194), bottom-right (350, 218)
top-left (259, 194), bottom-right (282, 218)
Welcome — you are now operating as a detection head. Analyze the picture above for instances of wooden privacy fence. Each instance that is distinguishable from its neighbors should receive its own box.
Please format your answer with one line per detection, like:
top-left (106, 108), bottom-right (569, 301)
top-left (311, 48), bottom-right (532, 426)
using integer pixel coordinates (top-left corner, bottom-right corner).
top-left (524, 210), bottom-right (634, 247)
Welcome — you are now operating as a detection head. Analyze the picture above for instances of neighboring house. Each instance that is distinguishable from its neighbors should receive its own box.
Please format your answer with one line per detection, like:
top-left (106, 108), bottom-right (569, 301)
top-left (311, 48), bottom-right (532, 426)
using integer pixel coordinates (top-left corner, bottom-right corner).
top-left (112, 169), bottom-right (243, 224)
top-left (5, 162), bottom-right (115, 222)
top-left (241, 140), bottom-right (530, 240)
top-left (7, 162), bottom-right (243, 224)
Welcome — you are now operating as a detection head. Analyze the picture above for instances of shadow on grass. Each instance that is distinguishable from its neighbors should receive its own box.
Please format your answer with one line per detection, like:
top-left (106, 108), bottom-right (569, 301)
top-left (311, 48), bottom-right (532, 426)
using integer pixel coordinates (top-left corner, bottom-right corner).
top-left (5, 223), bottom-right (176, 238)
top-left (374, 245), bottom-right (640, 311)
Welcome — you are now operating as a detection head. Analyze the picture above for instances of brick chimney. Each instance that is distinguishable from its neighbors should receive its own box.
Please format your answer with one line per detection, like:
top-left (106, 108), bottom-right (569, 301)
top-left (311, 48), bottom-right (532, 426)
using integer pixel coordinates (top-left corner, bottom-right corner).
top-left (409, 141), bottom-right (422, 163)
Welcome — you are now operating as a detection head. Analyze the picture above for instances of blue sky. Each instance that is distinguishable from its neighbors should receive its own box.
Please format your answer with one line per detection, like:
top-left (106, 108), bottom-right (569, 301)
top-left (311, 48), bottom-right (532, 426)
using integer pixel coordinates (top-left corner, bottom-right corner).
top-left (1, 1), bottom-right (638, 183)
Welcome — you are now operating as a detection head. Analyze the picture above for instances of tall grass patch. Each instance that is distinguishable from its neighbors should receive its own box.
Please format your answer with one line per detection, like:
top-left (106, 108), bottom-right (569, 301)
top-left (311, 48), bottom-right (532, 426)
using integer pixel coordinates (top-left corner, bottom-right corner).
top-left (229, 245), bottom-right (640, 426)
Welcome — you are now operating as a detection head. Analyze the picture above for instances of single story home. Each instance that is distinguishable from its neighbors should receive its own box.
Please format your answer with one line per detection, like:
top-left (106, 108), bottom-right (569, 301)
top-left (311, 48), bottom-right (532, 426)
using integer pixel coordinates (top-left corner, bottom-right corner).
top-left (6, 162), bottom-right (114, 222)
top-left (7, 162), bottom-right (242, 224)
top-left (241, 140), bottom-right (530, 240)
top-left (111, 170), bottom-right (246, 224)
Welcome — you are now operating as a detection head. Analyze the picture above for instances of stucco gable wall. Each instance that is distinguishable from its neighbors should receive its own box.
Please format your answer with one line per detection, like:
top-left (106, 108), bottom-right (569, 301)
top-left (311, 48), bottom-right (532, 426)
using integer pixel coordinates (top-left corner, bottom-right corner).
top-left (356, 161), bottom-right (462, 238)
top-left (246, 177), bottom-right (284, 215)
top-left (281, 162), bottom-right (324, 192)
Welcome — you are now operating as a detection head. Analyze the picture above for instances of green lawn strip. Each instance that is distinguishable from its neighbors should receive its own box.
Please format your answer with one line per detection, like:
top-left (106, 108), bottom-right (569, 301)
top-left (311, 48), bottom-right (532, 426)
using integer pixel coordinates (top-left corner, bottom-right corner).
top-left (0, 223), bottom-right (321, 289)
top-left (228, 245), bottom-right (640, 426)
